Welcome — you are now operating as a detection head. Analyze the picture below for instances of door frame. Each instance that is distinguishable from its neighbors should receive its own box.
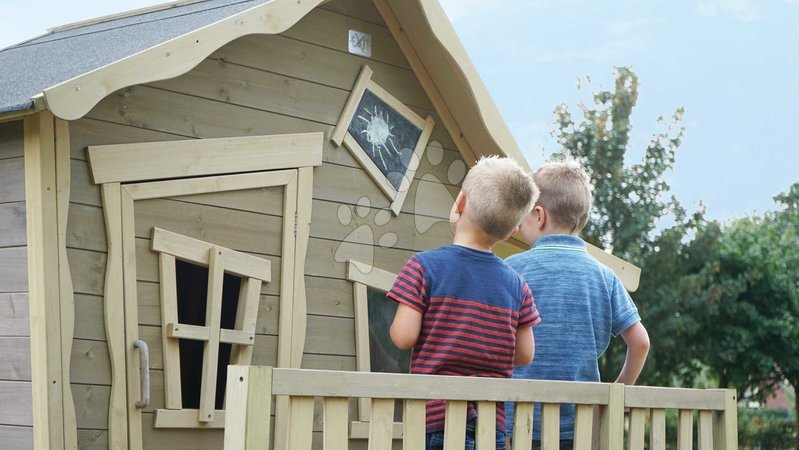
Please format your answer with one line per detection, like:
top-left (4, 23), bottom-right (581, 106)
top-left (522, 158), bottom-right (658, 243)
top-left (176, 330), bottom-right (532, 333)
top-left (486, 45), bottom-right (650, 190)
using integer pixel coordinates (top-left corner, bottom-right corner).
top-left (89, 133), bottom-right (322, 449)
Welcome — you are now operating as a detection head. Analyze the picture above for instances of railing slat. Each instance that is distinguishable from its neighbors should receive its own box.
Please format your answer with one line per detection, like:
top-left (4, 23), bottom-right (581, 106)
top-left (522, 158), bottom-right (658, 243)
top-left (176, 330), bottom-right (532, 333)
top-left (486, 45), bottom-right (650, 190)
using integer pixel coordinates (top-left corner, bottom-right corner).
top-left (677, 409), bottom-right (693, 450)
top-left (287, 396), bottom-right (314, 450)
top-left (627, 408), bottom-right (646, 450)
top-left (573, 404), bottom-right (594, 450)
top-left (541, 403), bottom-right (560, 449)
top-left (404, 399), bottom-right (426, 450)
top-left (713, 389), bottom-right (738, 450)
top-left (476, 401), bottom-right (496, 450)
top-left (444, 400), bottom-right (468, 450)
top-left (600, 384), bottom-right (624, 450)
top-left (512, 402), bottom-right (533, 450)
top-left (698, 410), bottom-right (713, 450)
top-left (323, 397), bottom-right (349, 450)
top-left (369, 398), bottom-right (395, 450)
top-left (649, 409), bottom-right (666, 450)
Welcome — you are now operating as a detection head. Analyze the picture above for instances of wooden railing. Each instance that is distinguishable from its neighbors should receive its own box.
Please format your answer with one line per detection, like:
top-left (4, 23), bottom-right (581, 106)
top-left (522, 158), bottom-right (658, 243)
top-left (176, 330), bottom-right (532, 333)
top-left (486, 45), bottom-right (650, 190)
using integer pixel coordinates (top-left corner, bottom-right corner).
top-left (223, 366), bottom-right (738, 450)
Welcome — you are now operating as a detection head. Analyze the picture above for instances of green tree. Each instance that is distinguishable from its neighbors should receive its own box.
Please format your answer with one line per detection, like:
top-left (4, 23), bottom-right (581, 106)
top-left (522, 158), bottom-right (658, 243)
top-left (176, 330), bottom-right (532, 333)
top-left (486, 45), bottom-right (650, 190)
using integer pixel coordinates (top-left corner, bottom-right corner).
top-left (694, 183), bottom-right (799, 428)
top-left (550, 67), bottom-right (703, 383)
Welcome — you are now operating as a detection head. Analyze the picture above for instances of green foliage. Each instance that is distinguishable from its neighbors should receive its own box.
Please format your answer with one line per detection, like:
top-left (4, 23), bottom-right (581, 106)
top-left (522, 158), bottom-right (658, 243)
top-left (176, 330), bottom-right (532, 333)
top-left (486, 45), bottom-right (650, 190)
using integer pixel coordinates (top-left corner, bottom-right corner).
top-left (549, 67), bottom-right (703, 383)
top-left (691, 184), bottom-right (799, 425)
top-left (738, 408), bottom-right (798, 449)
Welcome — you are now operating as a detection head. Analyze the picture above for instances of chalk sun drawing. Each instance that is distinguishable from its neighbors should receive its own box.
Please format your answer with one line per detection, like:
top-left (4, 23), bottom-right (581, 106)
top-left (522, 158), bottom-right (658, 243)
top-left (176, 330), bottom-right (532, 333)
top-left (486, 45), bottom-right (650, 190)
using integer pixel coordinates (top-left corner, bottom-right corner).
top-left (358, 106), bottom-right (400, 171)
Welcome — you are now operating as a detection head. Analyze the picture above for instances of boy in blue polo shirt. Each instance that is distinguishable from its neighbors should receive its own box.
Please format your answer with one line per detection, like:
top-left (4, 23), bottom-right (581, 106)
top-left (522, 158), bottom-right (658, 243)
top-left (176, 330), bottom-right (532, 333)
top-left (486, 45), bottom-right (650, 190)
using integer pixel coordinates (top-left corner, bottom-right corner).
top-left (505, 161), bottom-right (650, 450)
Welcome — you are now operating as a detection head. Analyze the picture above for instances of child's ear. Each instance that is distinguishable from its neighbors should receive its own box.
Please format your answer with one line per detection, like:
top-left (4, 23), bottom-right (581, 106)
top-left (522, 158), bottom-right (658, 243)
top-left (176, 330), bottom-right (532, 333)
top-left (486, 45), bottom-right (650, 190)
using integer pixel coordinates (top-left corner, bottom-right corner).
top-left (455, 191), bottom-right (467, 213)
top-left (534, 205), bottom-right (547, 230)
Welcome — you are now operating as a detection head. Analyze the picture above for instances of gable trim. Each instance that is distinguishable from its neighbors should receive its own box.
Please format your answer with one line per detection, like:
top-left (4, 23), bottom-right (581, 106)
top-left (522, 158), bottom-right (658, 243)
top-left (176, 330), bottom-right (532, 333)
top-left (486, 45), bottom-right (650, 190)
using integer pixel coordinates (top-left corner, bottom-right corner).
top-left (42, 0), bottom-right (327, 121)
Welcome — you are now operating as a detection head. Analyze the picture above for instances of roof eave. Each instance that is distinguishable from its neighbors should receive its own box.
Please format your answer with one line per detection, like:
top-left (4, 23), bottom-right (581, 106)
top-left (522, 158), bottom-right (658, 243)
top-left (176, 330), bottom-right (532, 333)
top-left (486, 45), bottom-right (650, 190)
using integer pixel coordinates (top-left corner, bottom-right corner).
top-left (42, 0), bottom-right (327, 121)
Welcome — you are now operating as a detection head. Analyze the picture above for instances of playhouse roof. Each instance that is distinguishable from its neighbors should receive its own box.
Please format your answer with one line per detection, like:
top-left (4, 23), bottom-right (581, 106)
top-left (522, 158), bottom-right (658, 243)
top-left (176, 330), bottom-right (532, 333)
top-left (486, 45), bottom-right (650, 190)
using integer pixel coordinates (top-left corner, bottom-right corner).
top-left (0, 0), bottom-right (528, 169)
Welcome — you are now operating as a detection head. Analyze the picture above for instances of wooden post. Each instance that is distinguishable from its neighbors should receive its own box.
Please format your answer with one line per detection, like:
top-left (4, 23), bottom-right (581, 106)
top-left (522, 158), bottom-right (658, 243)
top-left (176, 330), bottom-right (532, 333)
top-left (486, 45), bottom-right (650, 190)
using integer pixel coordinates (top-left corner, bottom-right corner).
top-left (224, 365), bottom-right (273, 450)
top-left (600, 384), bottom-right (624, 450)
top-left (698, 410), bottom-right (714, 450)
top-left (713, 389), bottom-right (738, 450)
top-left (25, 111), bottom-right (75, 450)
top-left (443, 401), bottom-right (467, 450)
top-left (573, 404), bottom-right (594, 450)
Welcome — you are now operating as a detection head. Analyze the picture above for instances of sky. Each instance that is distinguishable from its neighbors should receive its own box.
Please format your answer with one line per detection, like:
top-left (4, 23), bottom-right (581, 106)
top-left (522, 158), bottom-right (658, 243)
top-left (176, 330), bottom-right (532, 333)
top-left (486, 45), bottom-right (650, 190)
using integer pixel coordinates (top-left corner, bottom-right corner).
top-left (1, 0), bottom-right (797, 222)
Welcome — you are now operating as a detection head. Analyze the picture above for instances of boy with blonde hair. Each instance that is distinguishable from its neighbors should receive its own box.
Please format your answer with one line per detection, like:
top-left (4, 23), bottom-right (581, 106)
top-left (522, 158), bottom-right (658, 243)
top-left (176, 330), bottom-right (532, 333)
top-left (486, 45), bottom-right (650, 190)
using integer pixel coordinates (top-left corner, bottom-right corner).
top-left (388, 156), bottom-right (541, 450)
top-left (506, 161), bottom-right (650, 450)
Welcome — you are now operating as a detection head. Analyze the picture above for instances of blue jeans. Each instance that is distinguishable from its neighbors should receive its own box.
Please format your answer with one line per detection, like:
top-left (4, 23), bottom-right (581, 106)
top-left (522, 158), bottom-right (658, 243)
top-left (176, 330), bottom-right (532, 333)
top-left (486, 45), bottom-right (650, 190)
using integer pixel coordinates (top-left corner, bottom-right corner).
top-left (426, 421), bottom-right (506, 450)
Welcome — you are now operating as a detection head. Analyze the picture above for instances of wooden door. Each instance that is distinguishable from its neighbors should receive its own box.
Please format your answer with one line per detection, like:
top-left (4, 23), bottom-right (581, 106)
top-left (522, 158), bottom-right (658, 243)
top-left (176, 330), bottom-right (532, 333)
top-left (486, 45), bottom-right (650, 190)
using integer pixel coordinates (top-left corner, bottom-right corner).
top-left (89, 134), bottom-right (320, 450)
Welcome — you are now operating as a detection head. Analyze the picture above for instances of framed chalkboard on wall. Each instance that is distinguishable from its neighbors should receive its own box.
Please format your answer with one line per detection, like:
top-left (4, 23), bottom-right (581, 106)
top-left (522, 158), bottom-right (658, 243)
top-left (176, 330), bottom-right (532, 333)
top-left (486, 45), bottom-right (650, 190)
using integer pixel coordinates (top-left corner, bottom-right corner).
top-left (332, 65), bottom-right (435, 216)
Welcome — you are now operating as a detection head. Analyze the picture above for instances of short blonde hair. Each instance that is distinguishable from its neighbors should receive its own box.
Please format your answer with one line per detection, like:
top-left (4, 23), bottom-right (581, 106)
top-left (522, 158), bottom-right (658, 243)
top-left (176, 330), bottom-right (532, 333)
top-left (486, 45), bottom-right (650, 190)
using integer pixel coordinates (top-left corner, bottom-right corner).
top-left (533, 161), bottom-right (592, 233)
top-left (461, 156), bottom-right (538, 240)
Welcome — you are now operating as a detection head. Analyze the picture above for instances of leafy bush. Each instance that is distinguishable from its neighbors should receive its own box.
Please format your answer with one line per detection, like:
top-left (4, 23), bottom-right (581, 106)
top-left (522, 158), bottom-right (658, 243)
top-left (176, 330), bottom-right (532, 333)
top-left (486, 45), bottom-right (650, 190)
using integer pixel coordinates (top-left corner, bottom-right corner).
top-left (738, 408), bottom-right (798, 449)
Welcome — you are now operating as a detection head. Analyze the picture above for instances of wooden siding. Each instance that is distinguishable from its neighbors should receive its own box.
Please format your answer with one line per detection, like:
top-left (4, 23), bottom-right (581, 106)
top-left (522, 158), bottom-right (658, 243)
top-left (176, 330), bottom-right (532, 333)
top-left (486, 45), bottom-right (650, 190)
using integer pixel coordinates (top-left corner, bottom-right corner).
top-left (67, 0), bottom-right (463, 448)
top-left (0, 120), bottom-right (32, 448)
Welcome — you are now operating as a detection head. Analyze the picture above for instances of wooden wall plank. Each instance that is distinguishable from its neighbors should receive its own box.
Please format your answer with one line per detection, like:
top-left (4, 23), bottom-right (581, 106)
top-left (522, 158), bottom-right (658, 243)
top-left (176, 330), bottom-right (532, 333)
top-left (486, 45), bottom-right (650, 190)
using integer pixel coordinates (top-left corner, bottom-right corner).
top-left (0, 293), bottom-right (29, 337)
top-left (0, 381), bottom-right (33, 426)
top-left (66, 248), bottom-right (106, 297)
top-left (77, 429), bottom-right (108, 450)
top-left (73, 294), bottom-right (104, 341)
top-left (71, 383), bottom-right (111, 430)
top-left (70, 339), bottom-right (111, 386)
top-left (284, 8), bottom-right (408, 69)
top-left (214, 34), bottom-right (432, 112)
top-left (0, 337), bottom-right (32, 381)
top-left (0, 424), bottom-right (33, 450)
top-left (319, 0), bottom-right (385, 25)
top-left (0, 247), bottom-right (28, 293)
top-left (0, 121), bottom-right (24, 159)
top-left (0, 203), bottom-right (26, 247)
top-left (0, 158), bottom-right (25, 204)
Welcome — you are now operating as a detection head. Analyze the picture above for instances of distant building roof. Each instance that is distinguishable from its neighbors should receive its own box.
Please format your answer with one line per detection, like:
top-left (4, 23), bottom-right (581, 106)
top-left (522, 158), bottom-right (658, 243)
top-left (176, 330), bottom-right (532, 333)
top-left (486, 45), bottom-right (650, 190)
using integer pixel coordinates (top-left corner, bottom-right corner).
top-left (0, 0), bottom-right (269, 114)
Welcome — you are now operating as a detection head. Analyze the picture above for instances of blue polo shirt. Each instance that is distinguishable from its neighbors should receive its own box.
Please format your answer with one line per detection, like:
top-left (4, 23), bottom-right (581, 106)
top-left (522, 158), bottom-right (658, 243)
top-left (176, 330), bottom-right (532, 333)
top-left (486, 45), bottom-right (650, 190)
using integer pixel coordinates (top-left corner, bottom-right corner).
top-left (504, 235), bottom-right (640, 440)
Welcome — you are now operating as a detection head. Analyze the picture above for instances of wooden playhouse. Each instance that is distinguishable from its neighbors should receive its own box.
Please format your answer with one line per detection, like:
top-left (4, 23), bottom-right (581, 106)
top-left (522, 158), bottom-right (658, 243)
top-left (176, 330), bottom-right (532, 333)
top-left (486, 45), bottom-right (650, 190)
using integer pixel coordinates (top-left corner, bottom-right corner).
top-left (0, 0), bottom-right (651, 449)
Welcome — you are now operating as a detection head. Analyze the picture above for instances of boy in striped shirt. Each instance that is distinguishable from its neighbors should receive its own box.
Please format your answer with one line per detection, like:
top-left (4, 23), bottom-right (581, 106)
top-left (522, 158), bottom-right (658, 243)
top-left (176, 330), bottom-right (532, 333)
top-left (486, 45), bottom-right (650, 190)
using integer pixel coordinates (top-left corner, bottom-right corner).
top-left (387, 156), bottom-right (541, 450)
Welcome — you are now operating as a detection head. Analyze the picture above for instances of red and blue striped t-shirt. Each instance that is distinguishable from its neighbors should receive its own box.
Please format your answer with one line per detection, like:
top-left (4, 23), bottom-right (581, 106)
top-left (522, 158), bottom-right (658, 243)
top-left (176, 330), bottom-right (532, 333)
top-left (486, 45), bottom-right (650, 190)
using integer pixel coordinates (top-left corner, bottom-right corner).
top-left (387, 245), bottom-right (540, 433)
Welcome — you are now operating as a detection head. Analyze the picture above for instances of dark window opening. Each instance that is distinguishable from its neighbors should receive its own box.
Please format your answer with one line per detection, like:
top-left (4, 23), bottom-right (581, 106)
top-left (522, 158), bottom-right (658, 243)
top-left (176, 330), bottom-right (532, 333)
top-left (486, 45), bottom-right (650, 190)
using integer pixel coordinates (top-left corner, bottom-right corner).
top-left (175, 259), bottom-right (241, 410)
top-left (366, 288), bottom-right (410, 421)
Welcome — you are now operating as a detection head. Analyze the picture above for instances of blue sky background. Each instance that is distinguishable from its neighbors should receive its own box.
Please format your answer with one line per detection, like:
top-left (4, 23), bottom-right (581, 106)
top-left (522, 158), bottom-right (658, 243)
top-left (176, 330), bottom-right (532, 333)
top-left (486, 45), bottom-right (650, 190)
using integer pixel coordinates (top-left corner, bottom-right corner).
top-left (1, 0), bottom-right (797, 222)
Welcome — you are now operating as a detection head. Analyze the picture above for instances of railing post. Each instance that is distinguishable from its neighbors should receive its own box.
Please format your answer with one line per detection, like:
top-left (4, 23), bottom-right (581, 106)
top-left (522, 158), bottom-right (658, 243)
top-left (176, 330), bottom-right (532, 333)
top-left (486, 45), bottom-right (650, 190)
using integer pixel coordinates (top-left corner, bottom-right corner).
top-left (600, 384), bottom-right (624, 450)
top-left (224, 365), bottom-right (273, 450)
top-left (713, 389), bottom-right (738, 450)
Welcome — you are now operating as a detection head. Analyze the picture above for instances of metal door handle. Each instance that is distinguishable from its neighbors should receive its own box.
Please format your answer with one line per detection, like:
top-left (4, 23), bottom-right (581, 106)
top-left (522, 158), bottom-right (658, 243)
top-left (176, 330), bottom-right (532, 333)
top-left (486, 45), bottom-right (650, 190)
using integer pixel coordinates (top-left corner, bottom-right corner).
top-left (133, 339), bottom-right (150, 409)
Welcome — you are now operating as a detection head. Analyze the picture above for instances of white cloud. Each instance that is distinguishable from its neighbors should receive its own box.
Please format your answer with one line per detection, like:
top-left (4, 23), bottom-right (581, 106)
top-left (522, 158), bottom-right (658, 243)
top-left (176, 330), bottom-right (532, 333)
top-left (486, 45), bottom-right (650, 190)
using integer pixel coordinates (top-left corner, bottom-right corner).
top-left (697, 0), bottom-right (760, 22)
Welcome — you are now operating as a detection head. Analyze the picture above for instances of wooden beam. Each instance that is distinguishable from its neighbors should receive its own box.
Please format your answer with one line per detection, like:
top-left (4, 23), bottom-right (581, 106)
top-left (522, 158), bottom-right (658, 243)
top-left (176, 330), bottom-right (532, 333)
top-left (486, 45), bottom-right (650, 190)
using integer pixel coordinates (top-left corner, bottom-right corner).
top-left (89, 133), bottom-right (323, 184)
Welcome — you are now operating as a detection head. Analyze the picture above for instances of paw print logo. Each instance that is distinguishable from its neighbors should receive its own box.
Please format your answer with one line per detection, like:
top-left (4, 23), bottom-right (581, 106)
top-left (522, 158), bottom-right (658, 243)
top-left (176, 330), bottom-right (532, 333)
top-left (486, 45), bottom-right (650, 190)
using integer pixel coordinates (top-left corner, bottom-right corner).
top-left (334, 196), bottom-right (398, 267)
top-left (413, 141), bottom-right (467, 233)
top-left (333, 140), bottom-right (467, 268)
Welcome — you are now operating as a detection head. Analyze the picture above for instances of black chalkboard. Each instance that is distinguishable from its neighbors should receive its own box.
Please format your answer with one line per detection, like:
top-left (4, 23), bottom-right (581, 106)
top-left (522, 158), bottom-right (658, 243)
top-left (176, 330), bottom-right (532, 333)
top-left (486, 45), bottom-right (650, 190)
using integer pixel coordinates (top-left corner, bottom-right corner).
top-left (347, 89), bottom-right (423, 191)
top-left (367, 288), bottom-right (411, 374)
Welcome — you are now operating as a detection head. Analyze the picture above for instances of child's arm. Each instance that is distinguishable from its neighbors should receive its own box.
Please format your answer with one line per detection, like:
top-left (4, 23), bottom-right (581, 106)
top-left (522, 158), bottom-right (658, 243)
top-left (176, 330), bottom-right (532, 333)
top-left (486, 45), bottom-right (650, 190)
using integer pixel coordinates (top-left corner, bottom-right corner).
top-left (390, 304), bottom-right (423, 350)
top-left (513, 326), bottom-right (535, 366)
top-left (614, 321), bottom-right (650, 384)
